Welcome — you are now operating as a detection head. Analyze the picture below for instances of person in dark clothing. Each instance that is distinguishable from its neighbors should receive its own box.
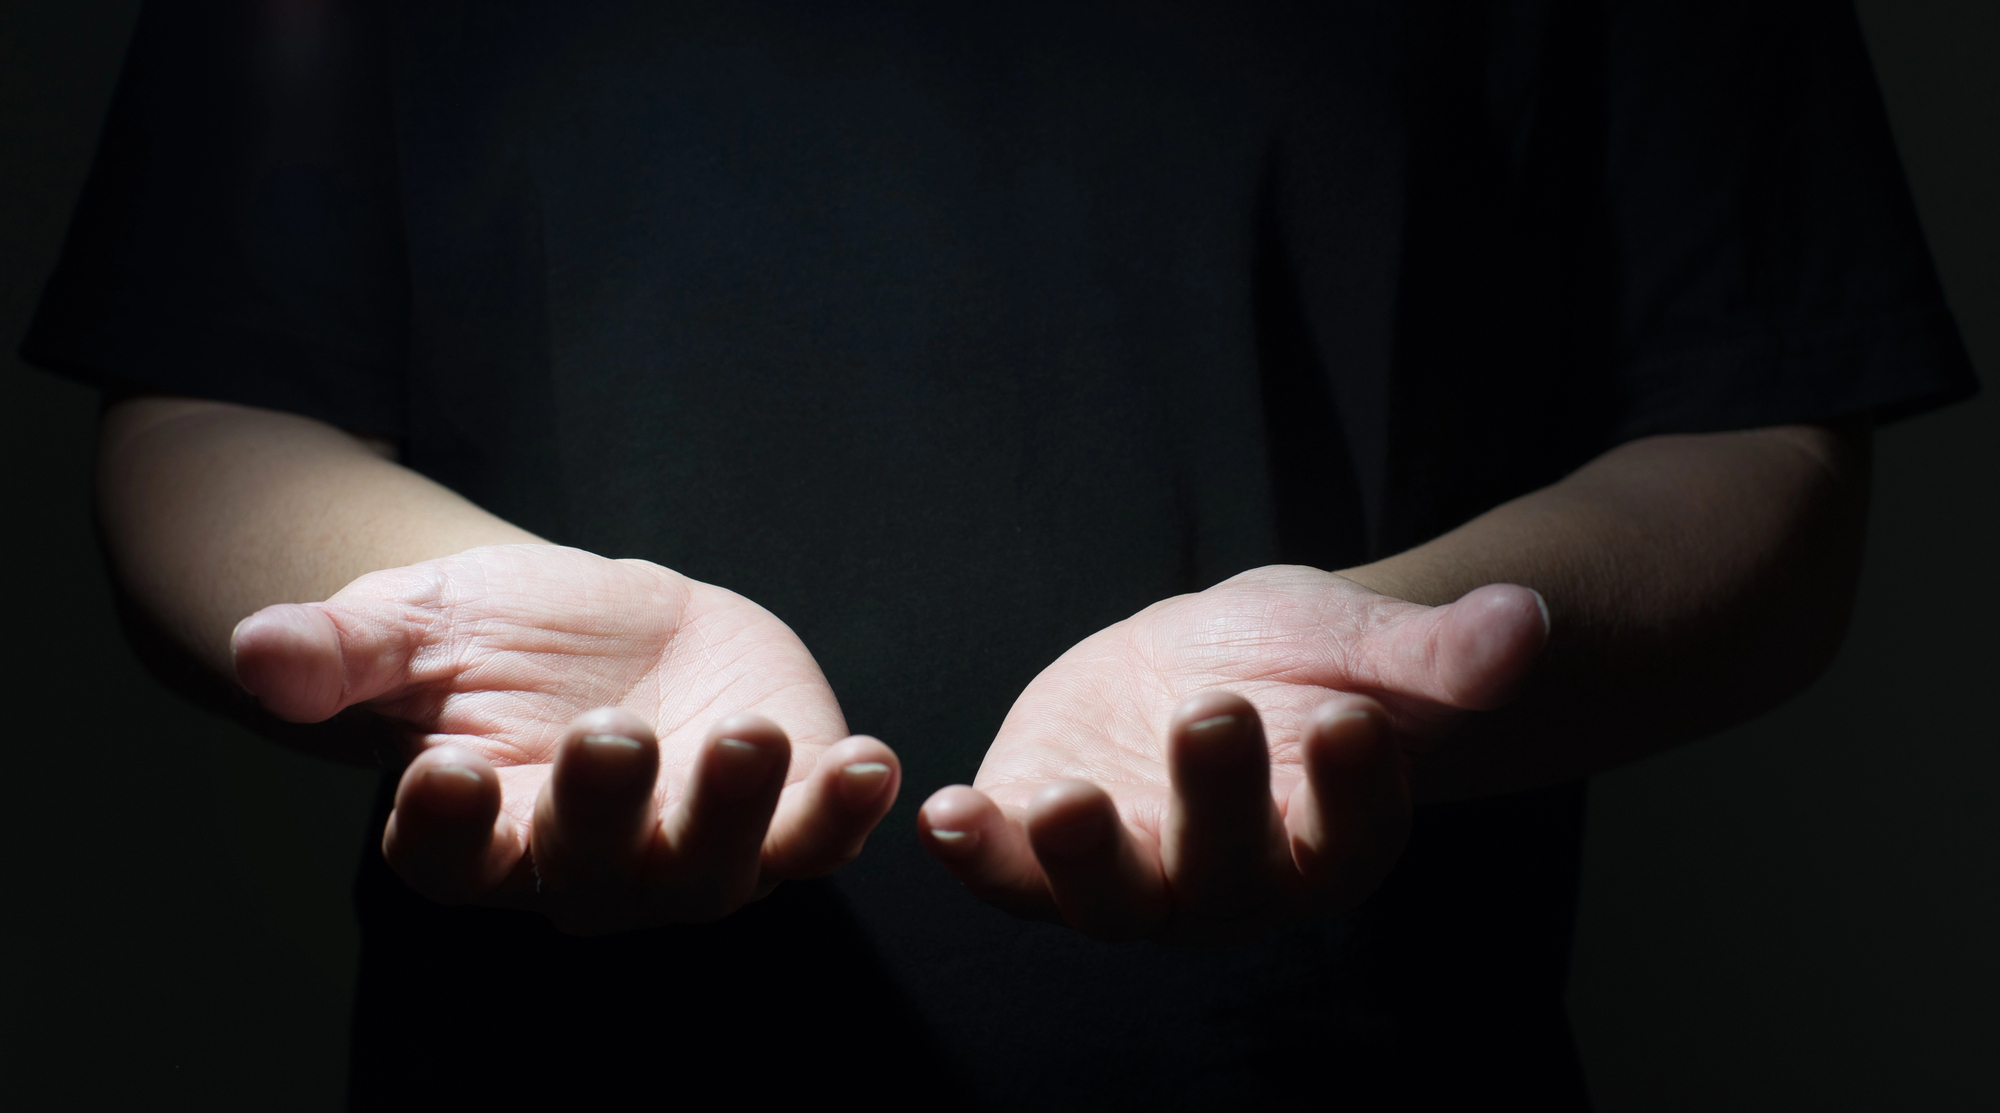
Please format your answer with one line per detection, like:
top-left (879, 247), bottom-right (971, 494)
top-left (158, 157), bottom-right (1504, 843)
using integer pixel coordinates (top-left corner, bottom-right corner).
top-left (25, 0), bottom-right (1975, 1108)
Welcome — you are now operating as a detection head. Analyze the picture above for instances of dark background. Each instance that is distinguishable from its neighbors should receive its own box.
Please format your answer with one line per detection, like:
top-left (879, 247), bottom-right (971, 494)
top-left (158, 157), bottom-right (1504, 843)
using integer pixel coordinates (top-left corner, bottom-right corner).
top-left (1, 2), bottom-right (1991, 1108)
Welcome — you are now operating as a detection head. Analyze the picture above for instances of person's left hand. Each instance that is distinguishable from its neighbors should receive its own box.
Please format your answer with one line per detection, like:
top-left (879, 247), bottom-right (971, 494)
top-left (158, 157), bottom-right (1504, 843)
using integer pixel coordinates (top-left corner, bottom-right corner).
top-left (916, 566), bottom-right (1547, 943)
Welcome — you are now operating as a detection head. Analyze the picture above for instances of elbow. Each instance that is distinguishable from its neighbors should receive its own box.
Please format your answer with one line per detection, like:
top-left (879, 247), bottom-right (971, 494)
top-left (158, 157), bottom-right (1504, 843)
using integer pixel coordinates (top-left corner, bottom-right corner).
top-left (1726, 420), bottom-right (1875, 721)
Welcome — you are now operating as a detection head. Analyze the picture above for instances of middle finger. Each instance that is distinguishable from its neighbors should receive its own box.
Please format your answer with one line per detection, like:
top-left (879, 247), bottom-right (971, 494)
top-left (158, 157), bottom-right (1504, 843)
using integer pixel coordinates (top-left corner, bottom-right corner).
top-left (1161, 690), bottom-right (1293, 935)
top-left (530, 707), bottom-right (664, 891)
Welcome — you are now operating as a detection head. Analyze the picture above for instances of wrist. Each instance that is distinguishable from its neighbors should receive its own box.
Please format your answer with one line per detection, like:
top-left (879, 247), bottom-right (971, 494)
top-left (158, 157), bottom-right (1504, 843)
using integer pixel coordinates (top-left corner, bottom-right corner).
top-left (1329, 561), bottom-right (1434, 606)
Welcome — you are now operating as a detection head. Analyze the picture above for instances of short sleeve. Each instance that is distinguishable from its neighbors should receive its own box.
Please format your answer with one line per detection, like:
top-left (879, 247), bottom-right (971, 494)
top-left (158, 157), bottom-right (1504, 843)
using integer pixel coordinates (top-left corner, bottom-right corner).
top-left (21, 0), bottom-right (409, 436)
top-left (1605, 0), bottom-right (1977, 437)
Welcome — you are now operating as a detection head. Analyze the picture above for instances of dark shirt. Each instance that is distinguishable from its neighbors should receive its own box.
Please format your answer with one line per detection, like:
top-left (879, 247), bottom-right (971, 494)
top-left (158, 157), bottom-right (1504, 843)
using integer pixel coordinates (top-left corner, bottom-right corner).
top-left (25, 1), bottom-right (1974, 1109)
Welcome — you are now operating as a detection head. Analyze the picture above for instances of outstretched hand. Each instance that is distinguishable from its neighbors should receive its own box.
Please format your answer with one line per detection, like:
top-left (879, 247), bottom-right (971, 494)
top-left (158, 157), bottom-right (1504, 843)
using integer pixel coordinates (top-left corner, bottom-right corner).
top-left (917, 566), bottom-right (1547, 944)
top-left (231, 544), bottom-right (899, 934)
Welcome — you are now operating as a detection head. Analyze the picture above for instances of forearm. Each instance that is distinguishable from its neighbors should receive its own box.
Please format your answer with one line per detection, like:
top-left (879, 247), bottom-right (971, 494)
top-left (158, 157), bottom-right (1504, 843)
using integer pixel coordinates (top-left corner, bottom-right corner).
top-left (97, 397), bottom-right (544, 679)
top-left (1339, 422), bottom-right (1872, 801)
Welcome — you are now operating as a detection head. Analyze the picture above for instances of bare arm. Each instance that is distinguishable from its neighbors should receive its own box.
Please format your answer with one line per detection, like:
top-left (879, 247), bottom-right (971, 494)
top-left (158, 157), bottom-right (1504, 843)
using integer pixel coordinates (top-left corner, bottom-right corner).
top-left (919, 421), bottom-right (1873, 940)
top-left (95, 395), bottom-right (902, 931)
top-left (1341, 421), bottom-right (1872, 800)
top-left (97, 395), bottom-right (543, 679)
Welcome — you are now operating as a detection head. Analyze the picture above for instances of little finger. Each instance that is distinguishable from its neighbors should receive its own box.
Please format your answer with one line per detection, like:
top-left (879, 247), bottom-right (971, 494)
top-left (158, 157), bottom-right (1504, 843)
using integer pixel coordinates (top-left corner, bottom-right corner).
top-left (759, 735), bottom-right (901, 879)
top-left (919, 785), bottom-right (1059, 922)
top-left (1025, 781), bottom-right (1169, 941)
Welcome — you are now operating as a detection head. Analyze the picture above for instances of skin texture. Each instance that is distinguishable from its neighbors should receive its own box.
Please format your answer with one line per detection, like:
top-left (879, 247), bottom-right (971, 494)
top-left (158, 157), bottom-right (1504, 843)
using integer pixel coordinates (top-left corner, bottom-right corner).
top-left (101, 398), bottom-right (900, 933)
top-left (98, 396), bottom-right (1870, 940)
top-left (1353, 421), bottom-right (1871, 798)
top-left (918, 573), bottom-right (1548, 943)
top-left (234, 546), bottom-right (900, 933)
top-left (916, 423), bottom-right (1871, 940)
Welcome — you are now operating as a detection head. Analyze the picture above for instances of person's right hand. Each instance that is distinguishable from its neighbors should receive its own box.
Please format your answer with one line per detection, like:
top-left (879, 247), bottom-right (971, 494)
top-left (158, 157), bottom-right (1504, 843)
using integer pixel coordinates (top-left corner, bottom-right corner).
top-left (230, 544), bottom-right (898, 934)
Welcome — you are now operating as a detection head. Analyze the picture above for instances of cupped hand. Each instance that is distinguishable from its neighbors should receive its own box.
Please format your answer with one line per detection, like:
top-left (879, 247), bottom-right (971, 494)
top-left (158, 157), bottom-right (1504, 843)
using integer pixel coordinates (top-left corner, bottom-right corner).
top-left (230, 544), bottom-right (899, 933)
top-left (917, 566), bottom-right (1546, 944)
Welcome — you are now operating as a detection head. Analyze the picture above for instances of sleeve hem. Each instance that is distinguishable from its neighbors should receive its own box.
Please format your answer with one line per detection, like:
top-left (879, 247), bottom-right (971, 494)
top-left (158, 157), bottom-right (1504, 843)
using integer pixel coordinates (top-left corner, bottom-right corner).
top-left (19, 319), bottom-right (409, 439)
top-left (1613, 306), bottom-right (1980, 440)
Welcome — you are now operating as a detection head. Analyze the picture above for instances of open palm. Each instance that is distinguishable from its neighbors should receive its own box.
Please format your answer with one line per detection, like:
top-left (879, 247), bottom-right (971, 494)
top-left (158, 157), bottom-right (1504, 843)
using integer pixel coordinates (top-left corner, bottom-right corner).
top-left (232, 544), bottom-right (900, 933)
top-left (918, 566), bottom-right (1546, 943)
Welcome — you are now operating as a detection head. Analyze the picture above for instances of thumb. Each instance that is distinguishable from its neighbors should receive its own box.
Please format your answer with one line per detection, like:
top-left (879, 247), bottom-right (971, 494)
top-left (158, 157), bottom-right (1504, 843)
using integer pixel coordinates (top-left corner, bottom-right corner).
top-left (1350, 583), bottom-right (1551, 711)
top-left (231, 597), bottom-right (426, 723)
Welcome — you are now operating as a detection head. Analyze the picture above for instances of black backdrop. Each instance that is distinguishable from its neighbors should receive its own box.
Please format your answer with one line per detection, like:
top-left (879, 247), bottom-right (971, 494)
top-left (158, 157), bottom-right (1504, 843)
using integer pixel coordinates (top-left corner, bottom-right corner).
top-left (1, 2), bottom-right (1991, 1108)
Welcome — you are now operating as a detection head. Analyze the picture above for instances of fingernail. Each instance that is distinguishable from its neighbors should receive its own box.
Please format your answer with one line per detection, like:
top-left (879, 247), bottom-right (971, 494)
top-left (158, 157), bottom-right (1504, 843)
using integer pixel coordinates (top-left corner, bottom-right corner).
top-left (577, 733), bottom-right (648, 773)
top-left (421, 764), bottom-right (487, 817)
top-left (1311, 707), bottom-right (1386, 771)
top-left (838, 761), bottom-right (893, 807)
top-left (564, 732), bottom-right (652, 793)
top-left (706, 737), bottom-right (780, 801)
top-left (928, 828), bottom-right (979, 852)
top-left (1187, 713), bottom-right (1239, 735)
